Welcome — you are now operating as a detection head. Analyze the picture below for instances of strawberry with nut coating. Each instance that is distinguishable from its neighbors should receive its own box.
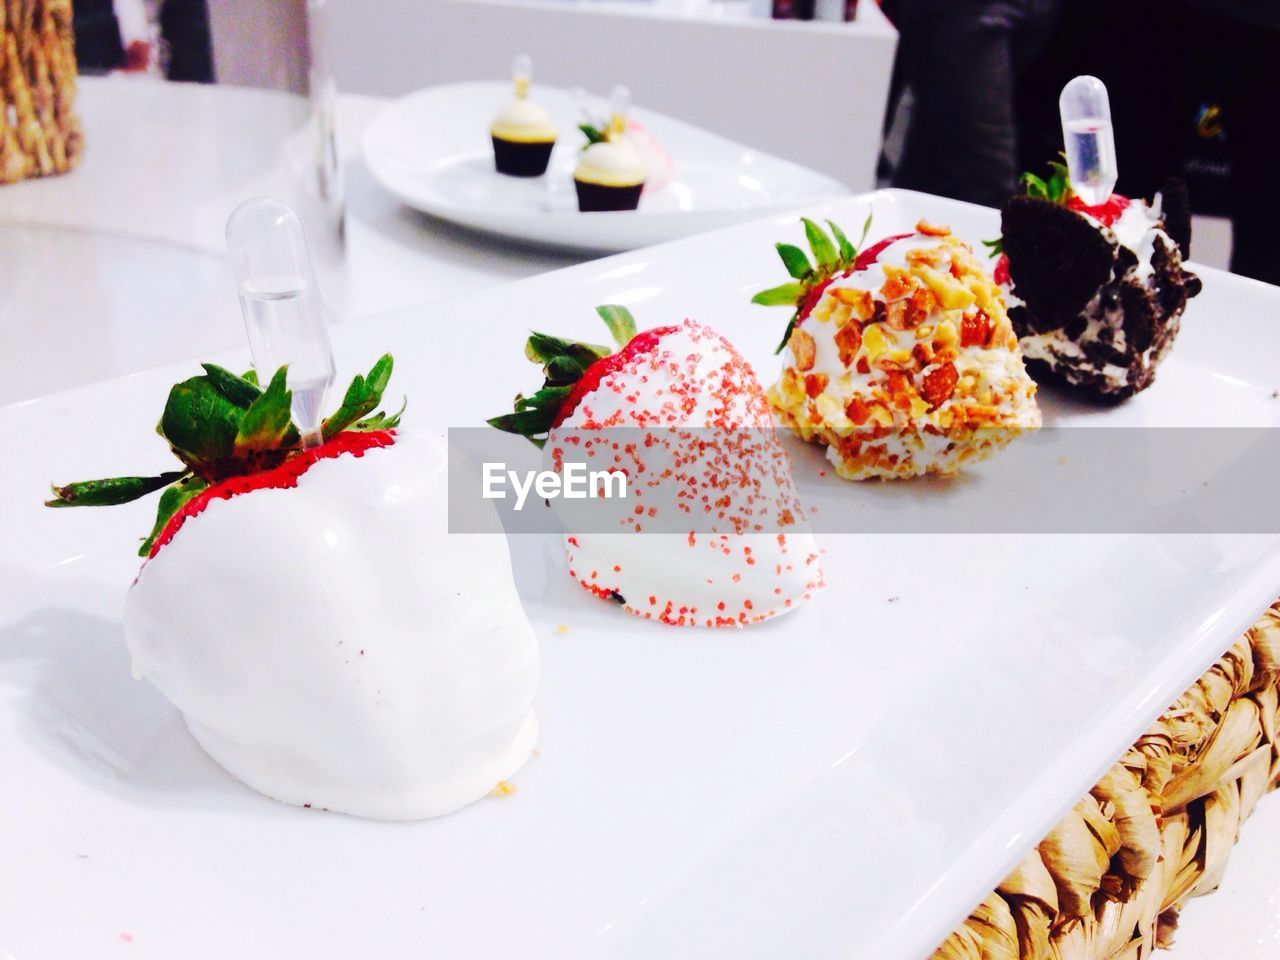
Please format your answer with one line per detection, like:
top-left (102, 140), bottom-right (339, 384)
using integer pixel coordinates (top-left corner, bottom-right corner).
top-left (755, 217), bottom-right (1040, 480)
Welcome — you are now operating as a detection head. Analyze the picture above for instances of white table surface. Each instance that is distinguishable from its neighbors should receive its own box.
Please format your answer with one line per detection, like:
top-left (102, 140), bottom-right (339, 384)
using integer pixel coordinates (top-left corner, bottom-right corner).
top-left (1, 74), bottom-right (1276, 958)
top-left (0, 75), bottom-right (578, 406)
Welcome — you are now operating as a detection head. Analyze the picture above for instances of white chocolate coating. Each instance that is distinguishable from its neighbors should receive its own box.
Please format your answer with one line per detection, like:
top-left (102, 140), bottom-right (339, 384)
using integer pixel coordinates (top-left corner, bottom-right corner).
top-left (124, 432), bottom-right (539, 821)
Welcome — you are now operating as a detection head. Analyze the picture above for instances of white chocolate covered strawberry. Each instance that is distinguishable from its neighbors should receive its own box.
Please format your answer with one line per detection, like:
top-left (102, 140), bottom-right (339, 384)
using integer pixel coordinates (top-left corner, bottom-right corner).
top-left (48, 358), bottom-right (539, 821)
top-left (490, 306), bottom-right (823, 627)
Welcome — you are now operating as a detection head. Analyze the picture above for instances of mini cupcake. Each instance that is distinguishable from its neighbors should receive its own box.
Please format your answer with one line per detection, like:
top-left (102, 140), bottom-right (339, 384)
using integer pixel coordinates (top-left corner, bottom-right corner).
top-left (490, 55), bottom-right (557, 177)
top-left (574, 86), bottom-right (646, 212)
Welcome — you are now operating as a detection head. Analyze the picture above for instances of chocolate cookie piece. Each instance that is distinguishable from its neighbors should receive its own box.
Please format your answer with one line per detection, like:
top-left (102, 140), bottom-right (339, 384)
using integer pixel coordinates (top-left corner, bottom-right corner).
top-left (1120, 280), bottom-right (1156, 354)
top-left (1159, 177), bottom-right (1193, 260)
top-left (1001, 196), bottom-right (1116, 330)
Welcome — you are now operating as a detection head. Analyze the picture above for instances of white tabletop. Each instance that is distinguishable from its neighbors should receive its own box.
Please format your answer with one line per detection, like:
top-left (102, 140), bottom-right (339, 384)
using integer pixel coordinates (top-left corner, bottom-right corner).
top-left (0, 75), bottom-right (578, 406)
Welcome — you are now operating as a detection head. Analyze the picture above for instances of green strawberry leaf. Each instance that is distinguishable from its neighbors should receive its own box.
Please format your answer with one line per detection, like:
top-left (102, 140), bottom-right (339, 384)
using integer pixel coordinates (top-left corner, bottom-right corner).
top-left (751, 282), bottom-right (805, 307)
top-left (1021, 171), bottom-right (1049, 200)
top-left (46, 471), bottom-right (188, 508)
top-left (491, 307), bottom-right (637, 445)
top-left (514, 385), bottom-right (573, 414)
top-left (578, 122), bottom-right (607, 148)
top-left (802, 218), bottom-right (838, 271)
top-left (826, 221), bottom-right (855, 263)
top-left (487, 412), bottom-right (550, 448)
top-left (160, 375), bottom-right (248, 470)
top-left (242, 369), bottom-right (260, 386)
top-left (858, 210), bottom-right (874, 249)
top-left (981, 236), bottom-right (1004, 256)
top-left (775, 314), bottom-right (801, 355)
top-left (1020, 156), bottom-right (1074, 205)
top-left (322, 354), bottom-right (395, 441)
top-left (596, 304), bottom-right (638, 349)
top-left (1045, 157), bottom-right (1071, 203)
top-left (46, 352), bottom-right (407, 554)
top-left (525, 332), bottom-right (612, 369)
top-left (755, 214), bottom-right (870, 353)
top-left (234, 366), bottom-right (295, 458)
top-left (543, 354), bottom-right (591, 385)
top-left (138, 476), bottom-right (209, 557)
top-left (202, 364), bottom-right (262, 409)
top-left (489, 384), bottom-right (574, 445)
top-left (776, 243), bottom-right (813, 280)
top-left (351, 397), bottom-right (407, 432)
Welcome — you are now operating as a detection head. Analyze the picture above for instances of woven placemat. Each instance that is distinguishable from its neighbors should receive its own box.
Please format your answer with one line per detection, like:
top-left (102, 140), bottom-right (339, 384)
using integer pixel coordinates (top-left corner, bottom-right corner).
top-left (933, 601), bottom-right (1280, 959)
top-left (1, 0), bottom-right (81, 184)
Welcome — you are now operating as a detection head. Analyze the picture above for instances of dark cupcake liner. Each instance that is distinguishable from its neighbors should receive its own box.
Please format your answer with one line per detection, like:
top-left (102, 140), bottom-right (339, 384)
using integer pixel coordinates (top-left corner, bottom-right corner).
top-left (574, 179), bottom-right (644, 213)
top-left (492, 136), bottom-right (555, 177)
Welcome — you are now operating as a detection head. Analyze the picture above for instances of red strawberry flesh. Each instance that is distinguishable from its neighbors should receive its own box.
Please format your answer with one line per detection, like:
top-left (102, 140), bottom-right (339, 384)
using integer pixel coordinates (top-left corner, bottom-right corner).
top-left (551, 325), bottom-right (681, 427)
top-left (148, 430), bottom-right (396, 559)
top-left (994, 253), bottom-right (1010, 286)
top-left (796, 232), bottom-right (915, 325)
top-left (1066, 193), bottom-right (1130, 227)
top-left (853, 232), bottom-right (915, 272)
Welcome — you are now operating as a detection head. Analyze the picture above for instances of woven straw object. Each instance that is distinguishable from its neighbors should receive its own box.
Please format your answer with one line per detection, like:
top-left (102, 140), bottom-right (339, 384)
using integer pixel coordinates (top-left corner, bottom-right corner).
top-left (0, 0), bottom-right (81, 184)
top-left (934, 601), bottom-right (1280, 959)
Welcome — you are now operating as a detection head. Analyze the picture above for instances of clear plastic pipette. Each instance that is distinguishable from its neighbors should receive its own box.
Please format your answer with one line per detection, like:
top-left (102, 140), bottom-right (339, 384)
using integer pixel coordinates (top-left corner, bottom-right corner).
top-left (1059, 75), bottom-right (1118, 206)
top-left (512, 53), bottom-right (532, 99)
top-left (225, 198), bottom-right (337, 450)
top-left (607, 85), bottom-right (630, 141)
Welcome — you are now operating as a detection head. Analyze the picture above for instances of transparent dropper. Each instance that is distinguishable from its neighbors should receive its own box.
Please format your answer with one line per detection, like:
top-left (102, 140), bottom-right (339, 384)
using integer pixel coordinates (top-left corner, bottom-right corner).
top-left (1059, 75), bottom-right (1118, 207)
top-left (226, 198), bottom-right (337, 450)
top-left (606, 85), bottom-right (630, 141)
top-left (512, 53), bottom-right (532, 99)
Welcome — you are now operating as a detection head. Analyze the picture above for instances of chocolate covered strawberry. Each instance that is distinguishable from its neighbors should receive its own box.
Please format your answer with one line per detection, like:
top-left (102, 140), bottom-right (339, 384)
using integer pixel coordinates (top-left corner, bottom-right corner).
top-left (490, 305), bottom-right (823, 627)
top-left (992, 161), bottom-right (1202, 401)
top-left (47, 358), bottom-right (539, 821)
top-left (754, 217), bottom-right (1040, 480)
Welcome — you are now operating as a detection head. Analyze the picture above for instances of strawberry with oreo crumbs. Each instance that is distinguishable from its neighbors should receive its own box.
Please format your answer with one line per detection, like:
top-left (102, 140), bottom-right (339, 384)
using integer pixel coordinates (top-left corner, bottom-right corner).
top-left (490, 305), bottom-right (823, 628)
top-left (47, 357), bottom-right (539, 821)
top-left (992, 159), bottom-right (1202, 402)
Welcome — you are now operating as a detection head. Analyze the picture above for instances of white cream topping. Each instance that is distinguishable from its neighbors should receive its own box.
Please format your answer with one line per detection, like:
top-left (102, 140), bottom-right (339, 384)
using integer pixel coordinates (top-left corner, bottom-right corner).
top-left (1081, 197), bottom-right (1170, 281)
top-left (490, 98), bottom-right (556, 140)
top-left (574, 137), bottom-right (647, 186)
top-left (124, 432), bottom-right (539, 821)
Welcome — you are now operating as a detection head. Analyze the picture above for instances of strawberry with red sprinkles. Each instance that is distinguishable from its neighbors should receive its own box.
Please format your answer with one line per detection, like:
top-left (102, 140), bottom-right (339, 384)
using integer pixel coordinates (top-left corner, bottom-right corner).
top-left (491, 305), bottom-right (823, 627)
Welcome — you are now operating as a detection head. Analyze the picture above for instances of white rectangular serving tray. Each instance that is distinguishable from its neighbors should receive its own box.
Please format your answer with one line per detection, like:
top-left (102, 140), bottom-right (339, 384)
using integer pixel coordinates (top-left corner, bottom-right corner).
top-left (3, 190), bottom-right (1279, 960)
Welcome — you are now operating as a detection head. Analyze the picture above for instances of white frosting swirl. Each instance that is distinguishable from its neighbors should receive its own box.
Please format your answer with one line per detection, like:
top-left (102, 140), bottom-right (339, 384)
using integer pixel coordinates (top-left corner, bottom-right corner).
top-left (490, 98), bottom-right (556, 142)
top-left (574, 138), bottom-right (647, 187)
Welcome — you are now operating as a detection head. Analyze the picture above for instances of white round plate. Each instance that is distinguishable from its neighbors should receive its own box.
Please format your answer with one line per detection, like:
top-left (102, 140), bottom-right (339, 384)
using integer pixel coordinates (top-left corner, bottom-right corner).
top-left (362, 82), bottom-right (851, 252)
